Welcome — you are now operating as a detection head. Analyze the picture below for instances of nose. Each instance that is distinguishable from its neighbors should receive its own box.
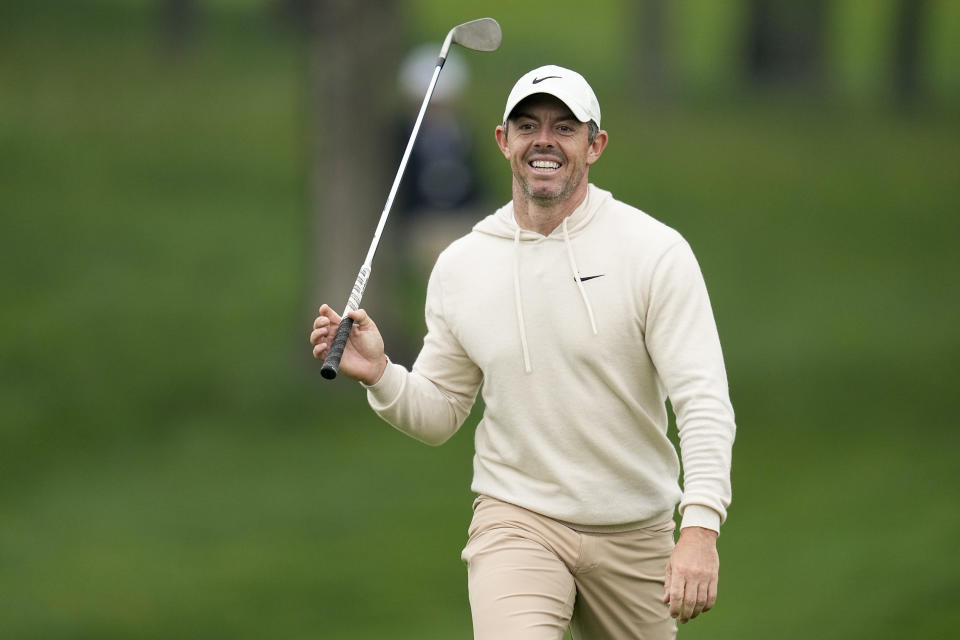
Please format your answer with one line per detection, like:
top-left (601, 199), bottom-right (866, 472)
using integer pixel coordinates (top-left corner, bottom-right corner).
top-left (533, 126), bottom-right (555, 147)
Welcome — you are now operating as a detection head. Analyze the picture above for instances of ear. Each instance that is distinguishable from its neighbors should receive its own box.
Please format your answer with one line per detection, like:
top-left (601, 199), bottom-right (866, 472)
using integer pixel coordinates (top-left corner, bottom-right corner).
top-left (495, 124), bottom-right (511, 159)
top-left (585, 130), bottom-right (608, 166)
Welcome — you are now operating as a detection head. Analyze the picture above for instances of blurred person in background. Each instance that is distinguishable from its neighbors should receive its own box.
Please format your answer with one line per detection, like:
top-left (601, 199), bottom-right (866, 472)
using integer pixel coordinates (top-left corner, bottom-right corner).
top-left (394, 44), bottom-right (485, 269)
top-left (311, 65), bottom-right (736, 640)
top-left (387, 46), bottom-right (490, 363)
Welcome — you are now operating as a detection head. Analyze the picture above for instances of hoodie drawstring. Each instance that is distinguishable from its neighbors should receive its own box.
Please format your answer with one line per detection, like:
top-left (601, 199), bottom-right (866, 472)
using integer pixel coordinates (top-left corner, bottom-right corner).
top-left (513, 227), bottom-right (533, 373)
top-left (511, 219), bottom-right (599, 375)
top-left (562, 217), bottom-right (599, 336)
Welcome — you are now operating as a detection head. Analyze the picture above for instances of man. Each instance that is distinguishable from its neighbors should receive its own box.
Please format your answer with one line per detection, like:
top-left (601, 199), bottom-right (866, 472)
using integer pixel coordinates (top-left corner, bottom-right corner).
top-left (311, 65), bottom-right (736, 640)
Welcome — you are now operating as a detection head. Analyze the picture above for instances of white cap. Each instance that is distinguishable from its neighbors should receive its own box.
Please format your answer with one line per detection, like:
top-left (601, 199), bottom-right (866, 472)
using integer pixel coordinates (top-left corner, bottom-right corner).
top-left (502, 65), bottom-right (601, 127)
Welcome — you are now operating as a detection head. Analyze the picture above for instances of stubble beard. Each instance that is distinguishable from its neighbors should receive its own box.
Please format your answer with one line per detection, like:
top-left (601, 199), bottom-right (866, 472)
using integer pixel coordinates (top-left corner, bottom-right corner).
top-left (516, 158), bottom-right (586, 206)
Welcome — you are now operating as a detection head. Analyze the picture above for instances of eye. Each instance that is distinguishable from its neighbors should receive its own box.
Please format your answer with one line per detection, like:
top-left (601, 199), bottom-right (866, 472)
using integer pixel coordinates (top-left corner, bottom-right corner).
top-left (557, 124), bottom-right (575, 134)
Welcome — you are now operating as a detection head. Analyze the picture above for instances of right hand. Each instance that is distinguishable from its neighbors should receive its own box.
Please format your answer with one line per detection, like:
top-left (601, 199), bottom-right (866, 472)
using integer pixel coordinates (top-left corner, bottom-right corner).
top-left (310, 304), bottom-right (388, 385)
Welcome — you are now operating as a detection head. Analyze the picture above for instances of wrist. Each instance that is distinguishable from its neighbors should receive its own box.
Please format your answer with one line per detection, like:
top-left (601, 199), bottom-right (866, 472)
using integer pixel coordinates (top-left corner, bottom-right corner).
top-left (678, 526), bottom-right (718, 542)
top-left (363, 355), bottom-right (389, 386)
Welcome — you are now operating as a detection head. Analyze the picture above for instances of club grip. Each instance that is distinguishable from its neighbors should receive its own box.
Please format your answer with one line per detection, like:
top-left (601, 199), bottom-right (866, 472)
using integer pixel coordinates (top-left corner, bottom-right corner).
top-left (320, 316), bottom-right (354, 380)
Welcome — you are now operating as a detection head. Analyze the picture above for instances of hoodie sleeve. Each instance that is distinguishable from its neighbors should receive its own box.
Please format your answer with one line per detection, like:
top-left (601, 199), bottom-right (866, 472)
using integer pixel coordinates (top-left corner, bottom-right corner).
top-left (644, 240), bottom-right (736, 532)
top-left (364, 257), bottom-right (483, 446)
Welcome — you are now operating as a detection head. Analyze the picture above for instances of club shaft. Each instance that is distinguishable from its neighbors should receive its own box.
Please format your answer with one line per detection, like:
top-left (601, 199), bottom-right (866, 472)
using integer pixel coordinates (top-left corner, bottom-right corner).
top-left (353, 19), bottom-right (500, 281)
top-left (360, 59), bottom-right (444, 275)
top-left (337, 59), bottom-right (445, 324)
top-left (322, 19), bottom-right (500, 380)
top-left (326, 57), bottom-right (447, 382)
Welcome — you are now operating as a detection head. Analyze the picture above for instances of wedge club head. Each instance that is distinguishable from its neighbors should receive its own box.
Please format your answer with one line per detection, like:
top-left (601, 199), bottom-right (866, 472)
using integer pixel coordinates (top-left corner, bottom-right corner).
top-left (451, 17), bottom-right (502, 52)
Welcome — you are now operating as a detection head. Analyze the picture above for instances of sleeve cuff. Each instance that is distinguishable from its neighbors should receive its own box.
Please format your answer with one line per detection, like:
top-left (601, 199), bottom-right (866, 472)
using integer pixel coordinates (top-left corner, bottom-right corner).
top-left (679, 505), bottom-right (721, 534)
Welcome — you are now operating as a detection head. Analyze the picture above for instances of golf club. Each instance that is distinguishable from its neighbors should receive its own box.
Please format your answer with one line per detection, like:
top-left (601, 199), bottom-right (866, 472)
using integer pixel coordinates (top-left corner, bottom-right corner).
top-left (321, 17), bottom-right (502, 380)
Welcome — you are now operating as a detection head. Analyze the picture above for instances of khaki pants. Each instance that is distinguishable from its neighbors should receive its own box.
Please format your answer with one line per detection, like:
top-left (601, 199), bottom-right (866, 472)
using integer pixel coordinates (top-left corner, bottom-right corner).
top-left (461, 495), bottom-right (677, 640)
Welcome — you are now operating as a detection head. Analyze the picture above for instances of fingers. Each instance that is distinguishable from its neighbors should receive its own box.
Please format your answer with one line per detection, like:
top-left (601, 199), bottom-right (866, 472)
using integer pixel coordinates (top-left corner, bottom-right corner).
top-left (664, 566), bottom-right (714, 623)
top-left (705, 575), bottom-right (718, 613)
top-left (315, 304), bottom-right (341, 326)
top-left (311, 327), bottom-right (330, 360)
top-left (669, 575), bottom-right (716, 623)
top-left (662, 563), bottom-right (672, 604)
top-left (668, 575), bottom-right (685, 622)
top-left (680, 583), bottom-right (696, 622)
top-left (311, 315), bottom-right (330, 337)
top-left (310, 305), bottom-right (341, 360)
top-left (346, 307), bottom-right (371, 327)
top-left (690, 581), bottom-right (708, 620)
top-left (666, 577), bottom-right (697, 624)
top-left (312, 342), bottom-right (327, 360)
top-left (310, 317), bottom-right (329, 355)
top-left (310, 306), bottom-right (373, 360)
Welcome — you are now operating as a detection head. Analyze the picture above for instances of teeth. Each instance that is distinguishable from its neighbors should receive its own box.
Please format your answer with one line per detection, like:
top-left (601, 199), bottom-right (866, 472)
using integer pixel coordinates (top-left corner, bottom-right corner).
top-left (531, 160), bottom-right (560, 169)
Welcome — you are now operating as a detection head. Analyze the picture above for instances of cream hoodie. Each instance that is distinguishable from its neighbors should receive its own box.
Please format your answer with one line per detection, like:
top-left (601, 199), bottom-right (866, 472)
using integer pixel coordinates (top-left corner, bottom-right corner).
top-left (365, 185), bottom-right (735, 532)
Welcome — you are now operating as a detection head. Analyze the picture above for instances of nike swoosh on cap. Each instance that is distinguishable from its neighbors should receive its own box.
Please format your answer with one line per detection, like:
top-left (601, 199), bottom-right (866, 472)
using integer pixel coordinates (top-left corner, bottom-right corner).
top-left (576, 274), bottom-right (605, 282)
top-left (532, 75), bottom-right (562, 84)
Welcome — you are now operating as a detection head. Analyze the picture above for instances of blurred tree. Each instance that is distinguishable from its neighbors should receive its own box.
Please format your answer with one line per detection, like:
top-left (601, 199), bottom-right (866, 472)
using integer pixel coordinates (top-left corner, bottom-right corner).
top-left (633, 0), bottom-right (671, 101)
top-left (744, 0), bottom-right (826, 91)
top-left (158, 0), bottom-right (199, 54)
top-left (892, 0), bottom-right (928, 108)
top-left (303, 0), bottom-right (412, 364)
top-left (272, 0), bottom-right (310, 25)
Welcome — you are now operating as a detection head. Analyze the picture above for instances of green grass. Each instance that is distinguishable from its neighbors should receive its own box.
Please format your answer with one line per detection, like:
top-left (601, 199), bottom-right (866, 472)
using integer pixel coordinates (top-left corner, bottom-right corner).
top-left (0, 412), bottom-right (481, 639)
top-left (2, 2), bottom-right (959, 638)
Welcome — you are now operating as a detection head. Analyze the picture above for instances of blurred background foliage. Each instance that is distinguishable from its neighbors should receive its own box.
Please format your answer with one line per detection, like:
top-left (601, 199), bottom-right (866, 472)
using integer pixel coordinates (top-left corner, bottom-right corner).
top-left (1, 0), bottom-right (958, 638)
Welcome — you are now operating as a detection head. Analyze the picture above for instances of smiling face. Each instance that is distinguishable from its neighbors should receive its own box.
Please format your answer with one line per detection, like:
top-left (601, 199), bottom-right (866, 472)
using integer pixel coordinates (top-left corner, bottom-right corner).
top-left (495, 93), bottom-right (607, 211)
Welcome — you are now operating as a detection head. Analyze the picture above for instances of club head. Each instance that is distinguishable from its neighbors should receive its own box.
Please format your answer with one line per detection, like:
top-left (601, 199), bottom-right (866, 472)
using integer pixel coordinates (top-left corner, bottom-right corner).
top-left (450, 18), bottom-right (502, 52)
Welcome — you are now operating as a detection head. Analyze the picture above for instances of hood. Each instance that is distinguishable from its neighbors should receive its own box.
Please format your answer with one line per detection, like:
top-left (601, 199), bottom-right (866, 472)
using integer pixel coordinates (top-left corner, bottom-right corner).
top-left (473, 184), bottom-right (612, 241)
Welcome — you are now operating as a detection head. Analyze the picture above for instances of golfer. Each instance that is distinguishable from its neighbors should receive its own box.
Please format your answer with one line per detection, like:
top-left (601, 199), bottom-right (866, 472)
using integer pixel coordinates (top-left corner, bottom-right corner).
top-left (311, 65), bottom-right (736, 640)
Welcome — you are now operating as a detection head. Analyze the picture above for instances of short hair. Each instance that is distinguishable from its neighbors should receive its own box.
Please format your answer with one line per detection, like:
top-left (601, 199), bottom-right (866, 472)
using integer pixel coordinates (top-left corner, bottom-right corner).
top-left (585, 120), bottom-right (599, 144)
